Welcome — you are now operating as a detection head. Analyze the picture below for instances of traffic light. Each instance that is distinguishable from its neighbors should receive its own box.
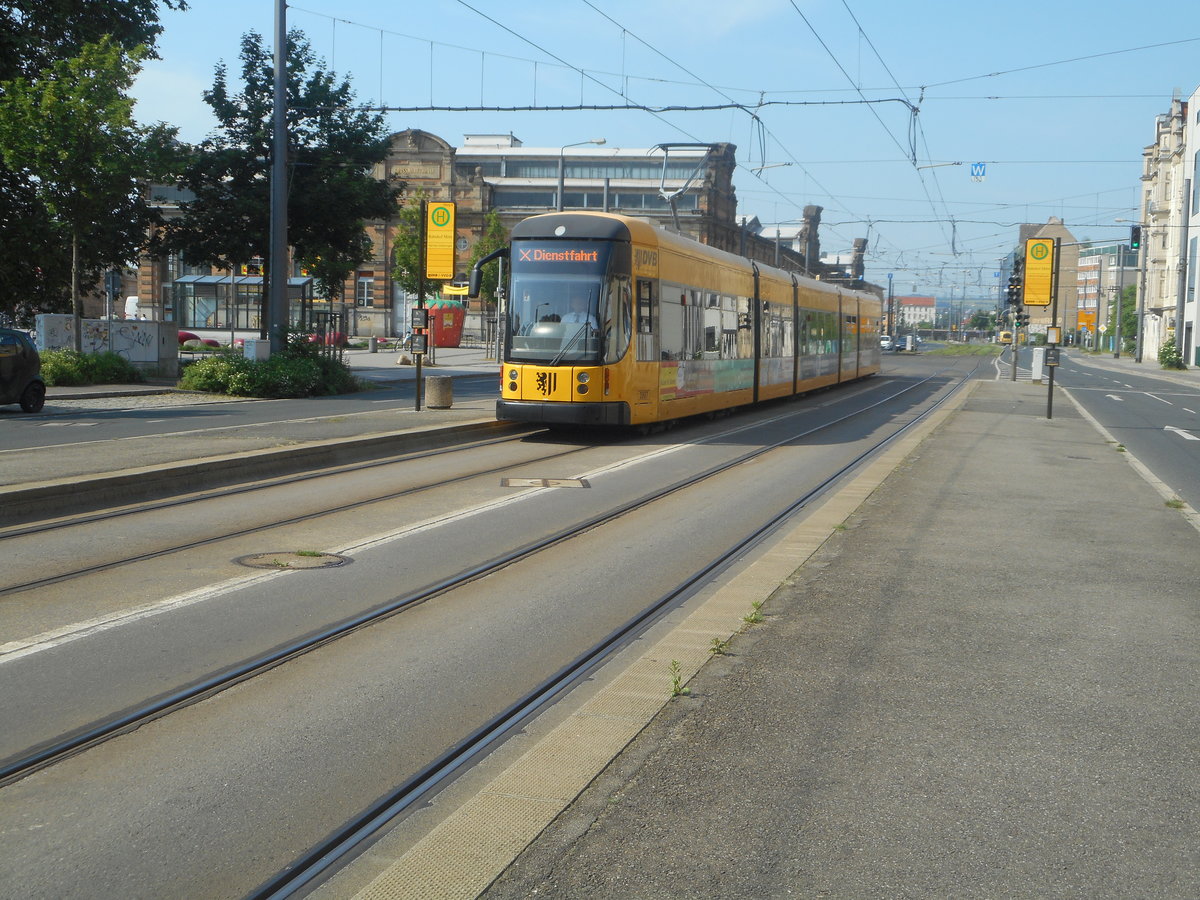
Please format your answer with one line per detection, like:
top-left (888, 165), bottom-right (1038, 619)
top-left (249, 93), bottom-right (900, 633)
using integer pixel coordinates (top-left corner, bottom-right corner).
top-left (1006, 275), bottom-right (1022, 305)
top-left (1129, 225), bottom-right (1141, 250)
top-left (1016, 311), bottom-right (1030, 327)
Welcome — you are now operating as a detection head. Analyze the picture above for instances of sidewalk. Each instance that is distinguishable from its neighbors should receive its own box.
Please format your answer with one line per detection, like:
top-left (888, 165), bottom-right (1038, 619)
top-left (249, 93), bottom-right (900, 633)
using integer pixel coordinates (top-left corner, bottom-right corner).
top-left (325, 376), bottom-right (1200, 900)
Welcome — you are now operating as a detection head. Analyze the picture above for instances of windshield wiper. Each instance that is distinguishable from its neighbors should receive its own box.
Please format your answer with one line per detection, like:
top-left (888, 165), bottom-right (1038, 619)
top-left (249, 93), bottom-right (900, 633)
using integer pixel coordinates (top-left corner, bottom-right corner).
top-left (549, 324), bottom-right (590, 367)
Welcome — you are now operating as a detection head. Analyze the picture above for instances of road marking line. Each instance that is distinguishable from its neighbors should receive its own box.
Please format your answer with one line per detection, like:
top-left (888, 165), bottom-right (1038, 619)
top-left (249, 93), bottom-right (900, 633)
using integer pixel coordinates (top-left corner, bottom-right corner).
top-left (0, 570), bottom-right (283, 663)
top-left (1165, 425), bottom-right (1200, 441)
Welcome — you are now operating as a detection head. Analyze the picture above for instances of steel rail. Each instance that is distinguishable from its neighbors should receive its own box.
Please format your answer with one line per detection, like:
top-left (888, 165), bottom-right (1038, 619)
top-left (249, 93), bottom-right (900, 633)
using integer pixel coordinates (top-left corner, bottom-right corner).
top-left (0, 368), bottom-right (969, 789)
top-left (0, 437), bottom-right (584, 598)
top-left (247, 365), bottom-right (979, 900)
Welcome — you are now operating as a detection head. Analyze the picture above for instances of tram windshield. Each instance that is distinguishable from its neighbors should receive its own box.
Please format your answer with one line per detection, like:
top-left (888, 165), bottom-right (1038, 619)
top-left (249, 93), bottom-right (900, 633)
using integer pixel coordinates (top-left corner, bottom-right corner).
top-left (506, 240), bottom-right (631, 365)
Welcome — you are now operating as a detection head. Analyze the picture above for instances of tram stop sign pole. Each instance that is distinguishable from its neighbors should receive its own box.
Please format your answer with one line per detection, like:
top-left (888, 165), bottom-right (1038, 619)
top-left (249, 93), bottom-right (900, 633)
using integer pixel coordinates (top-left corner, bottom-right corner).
top-left (1022, 237), bottom-right (1059, 420)
top-left (418, 200), bottom-right (457, 411)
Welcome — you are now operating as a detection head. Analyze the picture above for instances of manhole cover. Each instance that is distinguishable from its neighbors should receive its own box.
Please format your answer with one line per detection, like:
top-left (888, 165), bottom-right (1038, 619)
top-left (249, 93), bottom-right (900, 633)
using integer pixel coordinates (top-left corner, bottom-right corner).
top-left (235, 552), bottom-right (350, 570)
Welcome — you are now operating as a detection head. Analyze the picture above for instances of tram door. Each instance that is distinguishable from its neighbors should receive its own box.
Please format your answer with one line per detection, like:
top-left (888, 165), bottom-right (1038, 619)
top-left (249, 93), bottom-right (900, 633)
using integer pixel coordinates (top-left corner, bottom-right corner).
top-left (635, 278), bottom-right (657, 361)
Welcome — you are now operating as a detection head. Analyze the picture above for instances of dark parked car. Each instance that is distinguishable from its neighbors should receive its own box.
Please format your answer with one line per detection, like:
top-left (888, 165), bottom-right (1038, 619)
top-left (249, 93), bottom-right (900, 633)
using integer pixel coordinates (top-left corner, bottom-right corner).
top-left (0, 327), bottom-right (45, 412)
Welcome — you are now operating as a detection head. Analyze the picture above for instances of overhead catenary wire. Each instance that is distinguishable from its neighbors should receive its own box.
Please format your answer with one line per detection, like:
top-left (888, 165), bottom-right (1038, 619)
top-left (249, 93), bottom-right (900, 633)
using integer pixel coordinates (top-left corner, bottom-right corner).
top-left (286, 1), bottom-right (1160, 292)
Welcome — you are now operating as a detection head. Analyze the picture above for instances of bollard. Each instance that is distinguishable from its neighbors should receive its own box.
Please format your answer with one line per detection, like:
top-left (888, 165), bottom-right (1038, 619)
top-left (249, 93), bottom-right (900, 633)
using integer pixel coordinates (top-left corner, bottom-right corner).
top-left (425, 375), bottom-right (453, 409)
top-left (368, 336), bottom-right (378, 353)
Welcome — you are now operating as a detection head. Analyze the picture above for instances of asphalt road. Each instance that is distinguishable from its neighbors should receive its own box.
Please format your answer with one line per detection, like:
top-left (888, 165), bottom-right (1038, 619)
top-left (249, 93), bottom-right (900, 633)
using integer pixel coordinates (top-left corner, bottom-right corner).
top-left (1057, 352), bottom-right (1200, 509)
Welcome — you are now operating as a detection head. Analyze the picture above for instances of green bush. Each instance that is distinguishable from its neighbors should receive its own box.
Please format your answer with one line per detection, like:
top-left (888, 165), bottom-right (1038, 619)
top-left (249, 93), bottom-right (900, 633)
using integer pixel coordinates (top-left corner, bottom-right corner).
top-left (1158, 341), bottom-right (1187, 370)
top-left (179, 345), bottom-right (358, 398)
top-left (40, 350), bottom-right (145, 386)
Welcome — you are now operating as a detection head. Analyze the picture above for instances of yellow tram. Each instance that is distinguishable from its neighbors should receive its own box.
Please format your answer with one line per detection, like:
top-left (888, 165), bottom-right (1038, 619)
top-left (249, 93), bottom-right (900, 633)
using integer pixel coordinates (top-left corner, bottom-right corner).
top-left (469, 212), bottom-right (881, 427)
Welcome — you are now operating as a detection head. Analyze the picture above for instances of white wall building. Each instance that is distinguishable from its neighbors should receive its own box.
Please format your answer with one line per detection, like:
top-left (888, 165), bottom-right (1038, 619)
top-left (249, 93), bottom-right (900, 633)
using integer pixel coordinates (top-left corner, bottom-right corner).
top-left (1139, 96), bottom-right (1190, 363)
top-left (1185, 86), bottom-right (1200, 366)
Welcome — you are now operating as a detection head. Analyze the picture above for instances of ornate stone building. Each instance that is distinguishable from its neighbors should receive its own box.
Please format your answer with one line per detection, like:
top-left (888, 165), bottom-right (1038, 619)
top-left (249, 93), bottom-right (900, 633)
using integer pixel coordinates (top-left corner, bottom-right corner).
top-left (141, 129), bottom-right (875, 338)
top-left (1137, 94), bottom-right (1200, 364)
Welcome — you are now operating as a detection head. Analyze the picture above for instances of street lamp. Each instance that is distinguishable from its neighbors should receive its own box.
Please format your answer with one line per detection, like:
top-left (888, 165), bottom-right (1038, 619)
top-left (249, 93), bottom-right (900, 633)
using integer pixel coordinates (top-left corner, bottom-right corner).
top-left (557, 138), bottom-right (606, 211)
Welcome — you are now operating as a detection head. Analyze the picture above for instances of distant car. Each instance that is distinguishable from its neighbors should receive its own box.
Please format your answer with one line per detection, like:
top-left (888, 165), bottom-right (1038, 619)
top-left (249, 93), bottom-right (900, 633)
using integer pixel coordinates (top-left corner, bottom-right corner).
top-left (0, 327), bottom-right (45, 412)
top-left (880, 336), bottom-right (894, 351)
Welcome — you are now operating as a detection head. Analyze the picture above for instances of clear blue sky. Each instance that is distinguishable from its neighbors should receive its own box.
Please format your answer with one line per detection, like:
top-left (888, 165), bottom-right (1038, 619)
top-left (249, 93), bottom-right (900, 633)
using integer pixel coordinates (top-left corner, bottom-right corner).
top-left (132, 0), bottom-right (1200, 304)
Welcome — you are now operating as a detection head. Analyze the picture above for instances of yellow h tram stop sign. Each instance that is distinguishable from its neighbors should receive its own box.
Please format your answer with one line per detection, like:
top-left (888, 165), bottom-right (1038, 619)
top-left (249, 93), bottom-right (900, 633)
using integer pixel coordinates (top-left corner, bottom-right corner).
top-left (425, 201), bottom-right (456, 281)
top-left (1022, 238), bottom-right (1055, 307)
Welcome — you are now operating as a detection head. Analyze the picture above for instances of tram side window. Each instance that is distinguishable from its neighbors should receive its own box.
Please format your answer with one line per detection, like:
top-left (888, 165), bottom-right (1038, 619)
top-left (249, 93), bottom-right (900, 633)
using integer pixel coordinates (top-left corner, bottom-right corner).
top-left (659, 287), bottom-right (684, 360)
top-left (719, 297), bottom-right (737, 359)
top-left (805, 309), bottom-right (834, 355)
top-left (735, 296), bottom-right (754, 359)
top-left (603, 274), bottom-right (633, 365)
top-left (637, 279), bottom-right (654, 334)
top-left (701, 293), bottom-right (719, 355)
top-left (762, 302), bottom-right (789, 358)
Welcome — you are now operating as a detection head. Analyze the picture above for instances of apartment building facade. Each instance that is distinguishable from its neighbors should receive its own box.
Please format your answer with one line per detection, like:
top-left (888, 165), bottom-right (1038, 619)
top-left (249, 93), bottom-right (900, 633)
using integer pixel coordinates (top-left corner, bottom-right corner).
top-left (1139, 94), bottom-right (1196, 364)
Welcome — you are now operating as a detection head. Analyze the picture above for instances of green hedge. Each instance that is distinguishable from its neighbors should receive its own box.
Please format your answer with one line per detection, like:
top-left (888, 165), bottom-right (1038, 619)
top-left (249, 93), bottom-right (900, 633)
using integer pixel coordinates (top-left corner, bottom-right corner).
top-left (179, 346), bottom-right (359, 398)
top-left (40, 350), bottom-right (146, 386)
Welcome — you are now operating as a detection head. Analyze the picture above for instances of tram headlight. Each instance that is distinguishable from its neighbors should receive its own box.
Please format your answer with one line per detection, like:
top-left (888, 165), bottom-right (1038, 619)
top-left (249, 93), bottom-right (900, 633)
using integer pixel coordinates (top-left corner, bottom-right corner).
top-left (508, 369), bottom-right (518, 381)
top-left (576, 372), bottom-right (590, 384)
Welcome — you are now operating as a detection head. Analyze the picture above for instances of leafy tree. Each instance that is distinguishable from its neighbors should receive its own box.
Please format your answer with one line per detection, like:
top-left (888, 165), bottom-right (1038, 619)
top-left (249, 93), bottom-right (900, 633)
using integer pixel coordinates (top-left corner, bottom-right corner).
top-left (469, 208), bottom-right (508, 309)
top-left (0, 37), bottom-right (181, 345)
top-left (0, 0), bottom-right (185, 326)
top-left (0, 0), bottom-right (186, 83)
top-left (967, 310), bottom-right (996, 331)
top-left (168, 29), bottom-right (401, 308)
top-left (391, 189), bottom-right (429, 299)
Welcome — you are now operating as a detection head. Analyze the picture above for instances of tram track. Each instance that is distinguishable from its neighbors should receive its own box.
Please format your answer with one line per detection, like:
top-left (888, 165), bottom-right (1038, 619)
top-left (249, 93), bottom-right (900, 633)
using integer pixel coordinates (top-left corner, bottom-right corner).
top-left (247, 363), bottom-right (979, 899)
top-left (0, 366), bottom-right (973, 795)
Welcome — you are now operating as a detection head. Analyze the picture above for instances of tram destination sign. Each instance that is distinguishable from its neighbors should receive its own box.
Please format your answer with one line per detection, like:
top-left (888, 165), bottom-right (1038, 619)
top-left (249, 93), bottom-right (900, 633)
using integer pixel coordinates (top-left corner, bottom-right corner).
top-left (1022, 238), bottom-right (1055, 307)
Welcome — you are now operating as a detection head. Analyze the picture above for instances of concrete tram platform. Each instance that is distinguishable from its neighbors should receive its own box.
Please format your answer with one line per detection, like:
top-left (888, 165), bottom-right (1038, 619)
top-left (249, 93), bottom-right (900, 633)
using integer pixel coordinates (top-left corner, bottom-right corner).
top-left (316, 374), bottom-right (1200, 900)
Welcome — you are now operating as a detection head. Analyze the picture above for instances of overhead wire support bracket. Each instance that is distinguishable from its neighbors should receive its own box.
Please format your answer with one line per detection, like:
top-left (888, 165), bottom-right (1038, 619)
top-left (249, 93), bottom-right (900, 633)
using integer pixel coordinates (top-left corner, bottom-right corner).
top-left (653, 142), bottom-right (718, 233)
